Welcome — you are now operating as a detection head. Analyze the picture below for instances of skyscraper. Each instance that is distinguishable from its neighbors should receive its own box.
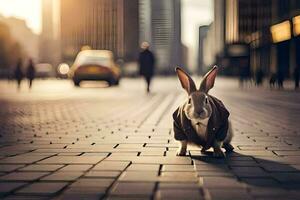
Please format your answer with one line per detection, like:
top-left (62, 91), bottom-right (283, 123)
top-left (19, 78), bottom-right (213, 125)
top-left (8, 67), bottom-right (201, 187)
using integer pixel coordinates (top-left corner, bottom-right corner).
top-left (198, 25), bottom-right (209, 75)
top-left (139, 0), bottom-right (182, 74)
top-left (39, 0), bottom-right (60, 66)
top-left (60, 0), bottom-right (138, 62)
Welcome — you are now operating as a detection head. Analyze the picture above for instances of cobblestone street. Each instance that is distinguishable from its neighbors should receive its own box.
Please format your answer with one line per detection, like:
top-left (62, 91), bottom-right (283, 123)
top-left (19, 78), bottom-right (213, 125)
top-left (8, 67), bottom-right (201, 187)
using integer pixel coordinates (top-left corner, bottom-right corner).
top-left (0, 78), bottom-right (300, 200)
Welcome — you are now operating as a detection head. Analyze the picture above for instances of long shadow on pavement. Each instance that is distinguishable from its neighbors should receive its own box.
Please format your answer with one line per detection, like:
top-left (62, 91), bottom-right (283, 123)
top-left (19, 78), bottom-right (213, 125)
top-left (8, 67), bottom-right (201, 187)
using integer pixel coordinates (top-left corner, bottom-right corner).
top-left (191, 151), bottom-right (300, 190)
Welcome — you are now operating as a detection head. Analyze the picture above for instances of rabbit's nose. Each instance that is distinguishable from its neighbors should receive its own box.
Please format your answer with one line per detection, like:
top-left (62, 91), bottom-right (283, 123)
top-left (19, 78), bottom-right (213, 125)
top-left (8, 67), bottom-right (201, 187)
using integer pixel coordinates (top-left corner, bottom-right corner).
top-left (196, 110), bottom-right (204, 115)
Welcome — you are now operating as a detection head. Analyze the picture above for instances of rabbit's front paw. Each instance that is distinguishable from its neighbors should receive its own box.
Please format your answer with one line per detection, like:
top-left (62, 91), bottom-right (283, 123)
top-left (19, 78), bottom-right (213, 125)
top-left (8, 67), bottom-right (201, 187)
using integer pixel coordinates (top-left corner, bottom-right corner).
top-left (213, 148), bottom-right (225, 158)
top-left (176, 148), bottom-right (187, 156)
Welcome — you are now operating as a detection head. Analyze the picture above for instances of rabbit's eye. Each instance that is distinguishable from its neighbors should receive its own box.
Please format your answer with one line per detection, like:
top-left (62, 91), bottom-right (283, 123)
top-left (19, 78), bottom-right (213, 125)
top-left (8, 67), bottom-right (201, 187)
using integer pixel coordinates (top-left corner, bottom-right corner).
top-left (188, 98), bottom-right (191, 104)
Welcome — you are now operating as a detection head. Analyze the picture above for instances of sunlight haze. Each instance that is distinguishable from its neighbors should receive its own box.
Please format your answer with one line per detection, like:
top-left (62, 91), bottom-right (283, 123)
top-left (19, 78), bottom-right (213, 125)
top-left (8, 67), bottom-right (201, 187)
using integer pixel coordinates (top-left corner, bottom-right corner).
top-left (0, 0), bottom-right (41, 34)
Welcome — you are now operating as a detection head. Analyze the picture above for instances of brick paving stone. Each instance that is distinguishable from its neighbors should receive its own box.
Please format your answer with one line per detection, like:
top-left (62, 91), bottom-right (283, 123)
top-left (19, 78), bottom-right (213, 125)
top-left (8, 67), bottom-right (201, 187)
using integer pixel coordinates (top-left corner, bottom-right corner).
top-left (139, 151), bottom-right (165, 156)
top-left (127, 164), bottom-right (160, 171)
top-left (65, 181), bottom-right (110, 198)
top-left (159, 182), bottom-right (199, 189)
top-left (234, 150), bottom-right (276, 156)
top-left (104, 155), bottom-right (140, 162)
top-left (197, 171), bottom-right (234, 177)
top-left (155, 189), bottom-right (203, 200)
top-left (19, 164), bottom-right (64, 172)
top-left (193, 158), bottom-right (227, 165)
top-left (118, 171), bottom-right (158, 182)
top-left (57, 152), bottom-right (81, 156)
top-left (261, 163), bottom-right (298, 172)
top-left (41, 171), bottom-right (83, 181)
top-left (38, 156), bottom-right (105, 164)
top-left (194, 164), bottom-right (229, 171)
top-left (200, 177), bottom-right (245, 188)
top-left (133, 156), bottom-right (191, 165)
top-left (85, 171), bottom-right (121, 178)
top-left (106, 196), bottom-right (151, 200)
top-left (231, 166), bottom-right (270, 178)
top-left (0, 172), bottom-right (49, 181)
top-left (3, 195), bottom-right (51, 200)
top-left (0, 155), bottom-right (47, 164)
top-left (71, 178), bottom-right (114, 188)
top-left (110, 182), bottom-right (155, 195)
top-left (56, 179), bottom-right (110, 200)
top-left (227, 160), bottom-right (259, 166)
top-left (0, 165), bottom-right (24, 172)
top-left (0, 182), bottom-right (26, 195)
top-left (110, 152), bottom-right (139, 156)
top-left (81, 152), bottom-right (109, 156)
top-left (273, 151), bottom-right (300, 156)
top-left (162, 164), bottom-right (195, 171)
top-left (161, 172), bottom-right (197, 179)
top-left (55, 192), bottom-right (103, 200)
top-left (159, 175), bottom-right (198, 183)
top-left (241, 178), bottom-right (281, 187)
top-left (117, 144), bottom-right (144, 149)
top-left (60, 164), bottom-right (92, 171)
top-left (226, 156), bottom-right (254, 161)
top-left (270, 173), bottom-right (300, 183)
top-left (249, 187), bottom-right (289, 198)
top-left (15, 182), bottom-right (68, 195)
top-left (92, 161), bottom-right (130, 171)
top-left (207, 189), bottom-right (254, 200)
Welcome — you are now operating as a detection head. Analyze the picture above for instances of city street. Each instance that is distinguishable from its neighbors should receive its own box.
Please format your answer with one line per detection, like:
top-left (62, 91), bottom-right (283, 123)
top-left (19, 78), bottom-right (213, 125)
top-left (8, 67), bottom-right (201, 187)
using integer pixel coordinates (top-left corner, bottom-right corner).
top-left (0, 77), bottom-right (300, 200)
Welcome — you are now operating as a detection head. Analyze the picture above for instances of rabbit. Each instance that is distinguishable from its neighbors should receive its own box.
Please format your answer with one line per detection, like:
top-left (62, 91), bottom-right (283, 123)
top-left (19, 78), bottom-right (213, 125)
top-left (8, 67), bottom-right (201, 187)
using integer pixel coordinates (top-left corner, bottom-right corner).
top-left (173, 65), bottom-right (234, 158)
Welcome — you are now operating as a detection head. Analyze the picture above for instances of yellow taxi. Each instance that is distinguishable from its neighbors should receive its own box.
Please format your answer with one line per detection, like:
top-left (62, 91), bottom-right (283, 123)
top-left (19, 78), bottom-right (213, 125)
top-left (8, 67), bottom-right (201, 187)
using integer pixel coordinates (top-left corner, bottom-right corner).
top-left (69, 50), bottom-right (121, 86)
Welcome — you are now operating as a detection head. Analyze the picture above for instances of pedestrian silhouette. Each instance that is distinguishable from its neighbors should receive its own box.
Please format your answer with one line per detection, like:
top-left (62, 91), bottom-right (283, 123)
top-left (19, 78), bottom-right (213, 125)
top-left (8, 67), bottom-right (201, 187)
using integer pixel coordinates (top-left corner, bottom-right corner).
top-left (255, 68), bottom-right (264, 86)
top-left (26, 58), bottom-right (36, 89)
top-left (269, 73), bottom-right (277, 89)
top-left (294, 67), bottom-right (299, 90)
top-left (238, 62), bottom-right (250, 88)
top-left (277, 70), bottom-right (284, 89)
top-left (138, 42), bottom-right (155, 93)
top-left (14, 58), bottom-right (23, 90)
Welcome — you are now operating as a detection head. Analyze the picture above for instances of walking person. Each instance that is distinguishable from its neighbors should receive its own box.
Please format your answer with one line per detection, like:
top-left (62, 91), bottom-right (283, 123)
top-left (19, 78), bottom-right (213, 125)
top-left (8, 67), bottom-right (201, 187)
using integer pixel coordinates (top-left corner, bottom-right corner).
top-left (14, 58), bottom-right (23, 90)
top-left (294, 67), bottom-right (299, 90)
top-left (138, 42), bottom-right (155, 93)
top-left (277, 70), bottom-right (284, 89)
top-left (26, 58), bottom-right (36, 89)
top-left (255, 68), bottom-right (264, 87)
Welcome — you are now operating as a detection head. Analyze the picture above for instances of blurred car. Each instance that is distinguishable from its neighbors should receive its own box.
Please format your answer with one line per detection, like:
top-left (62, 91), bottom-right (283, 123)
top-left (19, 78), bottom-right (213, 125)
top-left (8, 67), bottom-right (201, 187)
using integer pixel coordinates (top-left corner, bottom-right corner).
top-left (35, 63), bottom-right (55, 78)
top-left (69, 50), bottom-right (121, 86)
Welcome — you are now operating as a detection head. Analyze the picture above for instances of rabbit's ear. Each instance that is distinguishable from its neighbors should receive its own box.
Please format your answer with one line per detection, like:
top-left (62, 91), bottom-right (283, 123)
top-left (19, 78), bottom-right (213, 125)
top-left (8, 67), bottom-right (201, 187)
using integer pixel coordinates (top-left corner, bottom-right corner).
top-left (199, 65), bottom-right (218, 93)
top-left (175, 67), bottom-right (196, 94)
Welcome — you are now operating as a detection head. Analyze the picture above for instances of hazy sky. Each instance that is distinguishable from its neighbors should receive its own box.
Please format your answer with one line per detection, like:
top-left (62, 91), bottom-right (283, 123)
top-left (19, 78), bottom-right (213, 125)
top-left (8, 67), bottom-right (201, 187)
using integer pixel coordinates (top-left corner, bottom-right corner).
top-left (0, 0), bottom-right (41, 34)
top-left (181, 0), bottom-right (213, 70)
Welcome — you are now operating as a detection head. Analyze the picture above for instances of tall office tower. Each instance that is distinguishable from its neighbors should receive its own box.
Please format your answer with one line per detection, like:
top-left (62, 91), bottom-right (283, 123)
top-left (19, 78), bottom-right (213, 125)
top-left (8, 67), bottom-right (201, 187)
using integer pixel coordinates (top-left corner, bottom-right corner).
top-left (198, 25), bottom-right (209, 75)
top-left (39, 0), bottom-right (61, 66)
top-left (60, 0), bottom-right (139, 62)
top-left (139, 0), bottom-right (182, 74)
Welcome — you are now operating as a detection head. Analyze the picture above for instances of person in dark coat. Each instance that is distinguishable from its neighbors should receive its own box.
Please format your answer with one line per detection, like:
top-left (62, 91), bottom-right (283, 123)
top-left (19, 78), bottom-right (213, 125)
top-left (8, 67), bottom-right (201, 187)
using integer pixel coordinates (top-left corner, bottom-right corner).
top-left (294, 67), bottom-right (299, 89)
top-left (255, 68), bottom-right (264, 86)
top-left (14, 58), bottom-right (23, 90)
top-left (138, 42), bottom-right (155, 93)
top-left (26, 58), bottom-right (36, 89)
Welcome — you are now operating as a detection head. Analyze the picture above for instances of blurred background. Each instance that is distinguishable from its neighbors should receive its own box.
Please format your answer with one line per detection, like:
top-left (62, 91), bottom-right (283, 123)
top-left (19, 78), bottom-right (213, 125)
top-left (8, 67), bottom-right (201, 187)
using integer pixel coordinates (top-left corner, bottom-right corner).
top-left (0, 0), bottom-right (299, 88)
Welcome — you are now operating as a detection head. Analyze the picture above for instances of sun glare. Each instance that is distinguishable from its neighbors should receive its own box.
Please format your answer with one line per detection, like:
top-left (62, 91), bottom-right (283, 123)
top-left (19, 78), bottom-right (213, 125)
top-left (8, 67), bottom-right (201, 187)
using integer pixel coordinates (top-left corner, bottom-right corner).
top-left (0, 0), bottom-right (41, 34)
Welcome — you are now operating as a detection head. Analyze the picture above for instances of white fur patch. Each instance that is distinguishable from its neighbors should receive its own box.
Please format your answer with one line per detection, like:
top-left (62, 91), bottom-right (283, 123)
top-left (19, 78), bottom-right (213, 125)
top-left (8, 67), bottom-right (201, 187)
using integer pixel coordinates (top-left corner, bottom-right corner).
top-left (190, 117), bottom-right (209, 140)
